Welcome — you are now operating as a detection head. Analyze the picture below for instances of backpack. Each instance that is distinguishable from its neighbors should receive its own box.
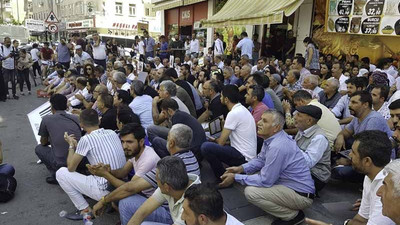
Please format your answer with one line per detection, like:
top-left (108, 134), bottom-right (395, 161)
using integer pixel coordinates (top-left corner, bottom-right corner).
top-left (0, 174), bottom-right (17, 203)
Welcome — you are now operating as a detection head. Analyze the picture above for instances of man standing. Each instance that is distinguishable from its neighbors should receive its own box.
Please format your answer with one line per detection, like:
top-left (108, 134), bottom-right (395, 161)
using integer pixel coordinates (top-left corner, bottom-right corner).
top-left (30, 43), bottom-right (41, 78)
top-left (213, 33), bottom-right (224, 56)
top-left (189, 33), bottom-right (199, 58)
top-left (236, 32), bottom-right (254, 60)
top-left (0, 37), bottom-right (18, 99)
top-left (201, 85), bottom-right (257, 181)
top-left (92, 33), bottom-right (107, 69)
top-left (252, 33), bottom-right (261, 65)
top-left (143, 30), bottom-right (155, 60)
top-left (35, 94), bottom-right (82, 184)
top-left (294, 105), bottom-right (330, 193)
top-left (220, 110), bottom-right (315, 225)
top-left (58, 109), bottom-right (126, 220)
top-left (56, 39), bottom-right (72, 69)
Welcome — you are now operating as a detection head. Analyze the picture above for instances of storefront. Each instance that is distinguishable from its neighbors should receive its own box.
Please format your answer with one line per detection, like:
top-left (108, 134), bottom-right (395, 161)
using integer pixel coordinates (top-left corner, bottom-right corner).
top-left (153, 0), bottom-right (208, 45)
top-left (66, 19), bottom-right (95, 38)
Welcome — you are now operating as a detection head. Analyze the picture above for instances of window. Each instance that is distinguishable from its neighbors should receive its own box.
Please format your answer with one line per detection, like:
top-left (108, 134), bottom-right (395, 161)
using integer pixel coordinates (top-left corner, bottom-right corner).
top-left (145, 8), bottom-right (149, 16)
top-left (129, 4), bottom-right (136, 16)
top-left (115, 2), bottom-right (122, 15)
top-left (102, 2), bottom-right (106, 16)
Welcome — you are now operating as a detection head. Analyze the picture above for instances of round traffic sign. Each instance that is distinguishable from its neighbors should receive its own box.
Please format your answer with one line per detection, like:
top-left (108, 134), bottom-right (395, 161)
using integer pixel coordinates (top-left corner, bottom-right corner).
top-left (48, 23), bottom-right (58, 33)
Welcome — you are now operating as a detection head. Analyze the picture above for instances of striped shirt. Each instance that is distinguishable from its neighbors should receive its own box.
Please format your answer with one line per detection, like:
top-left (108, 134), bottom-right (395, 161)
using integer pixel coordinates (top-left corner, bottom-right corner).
top-left (76, 128), bottom-right (126, 188)
top-left (142, 150), bottom-right (200, 194)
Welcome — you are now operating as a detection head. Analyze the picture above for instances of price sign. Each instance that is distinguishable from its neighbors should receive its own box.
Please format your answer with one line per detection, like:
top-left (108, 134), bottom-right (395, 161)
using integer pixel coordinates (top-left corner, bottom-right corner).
top-left (338, 0), bottom-right (353, 16)
top-left (365, 0), bottom-right (384, 16)
top-left (362, 17), bottom-right (381, 34)
top-left (335, 17), bottom-right (350, 32)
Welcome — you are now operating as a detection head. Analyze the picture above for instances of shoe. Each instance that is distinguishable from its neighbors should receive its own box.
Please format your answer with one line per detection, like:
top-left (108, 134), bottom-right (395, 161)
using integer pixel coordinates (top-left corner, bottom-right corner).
top-left (21, 92), bottom-right (25, 96)
top-left (28, 91), bottom-right (31, 95)
top-left (6, 95), bottom-right (10, 99)
top-left (46, 176), bottom-right (59, 185)
top-left (13, 95), bottom-right (19, 100)
top-left (65, 210), bottom-right (94, 221)
top-left (271, 210), bottom-right (305, 225)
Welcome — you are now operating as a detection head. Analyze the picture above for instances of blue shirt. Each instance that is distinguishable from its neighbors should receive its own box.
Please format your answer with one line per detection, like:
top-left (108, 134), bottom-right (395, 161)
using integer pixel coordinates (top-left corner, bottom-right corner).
top-left (145, 37), bottom-right (155, 52)
top-left (160, 41), bottom-right (169, 58)
top-left (57, 44), bottom-right (71, 63)
top-left (346, 110), bottom-right (393, 137)
top-left (235, 130), bottom-right (315, 194)
top-left (262, 92), bottom-right (274, 109)
top-left (224, 75), bottom-right (239, 85)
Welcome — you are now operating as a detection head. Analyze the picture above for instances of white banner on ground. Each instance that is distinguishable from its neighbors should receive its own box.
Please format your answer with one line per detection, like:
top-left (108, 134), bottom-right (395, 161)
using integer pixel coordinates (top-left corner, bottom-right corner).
top-left (27, 101), bottom-right (52, 144)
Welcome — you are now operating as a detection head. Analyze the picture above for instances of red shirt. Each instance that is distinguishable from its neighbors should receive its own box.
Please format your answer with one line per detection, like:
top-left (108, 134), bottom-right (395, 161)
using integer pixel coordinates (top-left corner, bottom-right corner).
top-left (41, 48), bottom-right (54, 60)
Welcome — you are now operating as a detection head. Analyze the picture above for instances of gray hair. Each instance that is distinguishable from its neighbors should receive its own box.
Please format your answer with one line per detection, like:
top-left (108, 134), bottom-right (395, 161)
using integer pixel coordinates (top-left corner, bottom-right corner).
top-left (223, 67), bottom-right (234, 76)
top-left (326, 77), bottom-right (340, 90)
top-left (114, 61), bottom-right (123, 69)
top-left (157, 156), bottom-right (189, 190)
top-left (131, 80), bottom-right (144, 96)
top-left (305, 75), bottom-right (319, 86)
top-left (263, 109), bottom-right (285, 129)
top-left (384, 159), bottom-right (400, 197)
top-left (113, 72), bottom-right (127, 85)
top-left (169, 124), bottom-right (193, 149)
top-left (160, 80), bottom-right (177, 96)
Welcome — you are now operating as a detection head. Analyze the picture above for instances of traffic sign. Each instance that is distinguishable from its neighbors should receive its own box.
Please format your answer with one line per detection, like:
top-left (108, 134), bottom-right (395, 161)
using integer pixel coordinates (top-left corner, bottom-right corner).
top-left (48, 23), bottom-right (58, 33)
top-left (45, 11), bottom-right (59, 23)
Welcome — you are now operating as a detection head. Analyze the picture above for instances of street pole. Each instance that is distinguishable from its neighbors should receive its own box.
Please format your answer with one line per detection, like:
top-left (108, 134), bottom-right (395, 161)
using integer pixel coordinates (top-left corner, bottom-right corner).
top-left (16, 0), bottom-right (19, 23)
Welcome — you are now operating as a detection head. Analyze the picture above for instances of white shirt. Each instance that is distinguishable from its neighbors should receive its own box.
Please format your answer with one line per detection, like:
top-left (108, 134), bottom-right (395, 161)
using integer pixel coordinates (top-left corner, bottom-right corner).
top-left (369, 64), bottom-right (377, 72)
top-left (0, 45), bottom-right (15, 69)
top-left (373, 102), bottom-right (391, 120)
top-left (172, 96), bottom-right (190, 115)
top-left (73, 51), bottom-right (92, 66)
top-left (127, 73), bottom-right (136, 81)
top-left (226, 213), bottom-right (244, 225)
top-left (69, 87), bottom-right (91, 107)
top-left (217, 61), bottom-right (224, 70)
top-left (138, 41), bottom-right (145, 55)
top-left (214, 38), bottom-right (224, 56)
top-left (155, 63), bottom-right (164, 70)
top-left (30, 48), bottom-right (40, 62)
top-left (339, 74), bottom-right (349, 92)
top-left (236, 37), bottom-right (254, 59)
top-left (358, 170), bottom-right (396, 225)
top-left (224, 103), bottom-right (257, 161)
top-left (92, 42), bottom-right (107, 60)
top-left (189, 39), bottom-right (199, 53)
top-left (129, 95), bottom-right (154, 129)
top-left (121, 82), bottom-right (131, 91)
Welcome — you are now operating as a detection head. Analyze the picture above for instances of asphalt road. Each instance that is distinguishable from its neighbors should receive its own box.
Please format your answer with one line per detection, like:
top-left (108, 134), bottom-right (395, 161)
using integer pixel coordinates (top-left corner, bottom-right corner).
top-left (0, 85), bottom-right (118, 225)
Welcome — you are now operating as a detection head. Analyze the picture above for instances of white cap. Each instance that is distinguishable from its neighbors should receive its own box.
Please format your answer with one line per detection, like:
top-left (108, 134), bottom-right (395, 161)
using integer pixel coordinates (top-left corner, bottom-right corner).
top-left (75, 45), bottom-right (82, 50)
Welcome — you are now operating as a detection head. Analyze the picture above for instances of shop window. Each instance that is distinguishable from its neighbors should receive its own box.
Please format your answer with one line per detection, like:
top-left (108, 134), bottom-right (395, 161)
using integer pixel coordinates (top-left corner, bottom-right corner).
top-left (129, 4), bottom-right (136, 16)
top-left (145, 8), bottom-right (150, 16)
top-left (115, 2), bottom-right (122, 15)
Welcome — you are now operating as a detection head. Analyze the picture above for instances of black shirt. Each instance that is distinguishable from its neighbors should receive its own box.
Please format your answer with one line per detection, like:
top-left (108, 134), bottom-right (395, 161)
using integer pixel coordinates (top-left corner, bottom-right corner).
top-left (99, 108), bottom-right (118, 131)
top-left (171, 110), bottom-right (206, 148)
top-left (209, 93), bottom-right (228, 120)
top-left (144, 86), bottom-right (159, 98)
top-left (187, 74), bottom-right (196, 85)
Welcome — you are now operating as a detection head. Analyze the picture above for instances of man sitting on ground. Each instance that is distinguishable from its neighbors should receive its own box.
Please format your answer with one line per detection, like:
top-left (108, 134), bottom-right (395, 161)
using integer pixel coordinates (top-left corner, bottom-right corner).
top-left (197, 80), bottom-right (227, 123)
top-left (181, 183), bottom-right (243, 225)
top-left (92, 124), bottom-right (200, 225)
top-left (35, 94), bottom-right (82, 184)
top-left (245, 84), bottom-right (269, 124)
top-left (294, 105), bottom-right (330, 193)
top-left (201, 85), bottom-right (257, 181)
top-left (97, 93), bottom-right (118, 131)
top-left (220, 110), bottom-right (315, 225)
top-left (57, 109), bottom-right (126, 220)
top-left (319, 77), bottom-right (341, 109)
top-left (127, 156), bottom-right (200, 225)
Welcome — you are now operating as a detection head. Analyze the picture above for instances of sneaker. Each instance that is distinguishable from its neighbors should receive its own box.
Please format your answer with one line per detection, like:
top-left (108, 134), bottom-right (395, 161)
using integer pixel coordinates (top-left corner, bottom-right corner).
top-left (65, 210), bottom-right (94, 221)
top-left (13, 95), bottom-right (19, 100)
top-left (28, 91), bottom-right (31, 95)
top-left (271, 210), bottom-right (305, 225)
top-left (6, 95), bottom-right (10, 99)
top-left (21, 92), bottom-right (25, 96)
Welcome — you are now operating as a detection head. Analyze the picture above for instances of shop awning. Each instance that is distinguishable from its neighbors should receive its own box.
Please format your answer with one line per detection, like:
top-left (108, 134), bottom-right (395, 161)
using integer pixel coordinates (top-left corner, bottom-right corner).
top-left (152, 0), bottom-right (183, 11)
top-left (183, 0), bottom-right (206, 6)
top-left (202, 0), bottom-right (304, 28)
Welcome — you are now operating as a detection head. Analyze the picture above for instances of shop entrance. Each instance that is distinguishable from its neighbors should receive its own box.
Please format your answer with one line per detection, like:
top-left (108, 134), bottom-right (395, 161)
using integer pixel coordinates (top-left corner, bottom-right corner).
top-left (180, 25), bottom-right (193, 40)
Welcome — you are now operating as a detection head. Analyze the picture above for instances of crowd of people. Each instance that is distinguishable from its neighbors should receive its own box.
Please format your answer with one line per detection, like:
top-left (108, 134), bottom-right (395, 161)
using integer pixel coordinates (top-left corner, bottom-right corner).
top-left (1, 30), bottom-right (400, 225)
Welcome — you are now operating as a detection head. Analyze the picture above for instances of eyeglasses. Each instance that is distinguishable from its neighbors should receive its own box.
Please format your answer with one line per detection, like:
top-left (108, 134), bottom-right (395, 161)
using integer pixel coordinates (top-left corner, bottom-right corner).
top-left (86, 68), bottom-right (92, 71)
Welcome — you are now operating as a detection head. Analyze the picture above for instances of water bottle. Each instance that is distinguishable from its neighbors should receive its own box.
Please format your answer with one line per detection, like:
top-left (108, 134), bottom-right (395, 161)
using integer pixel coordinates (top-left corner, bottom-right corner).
top-left (83, 213), bottom-right (93, 225)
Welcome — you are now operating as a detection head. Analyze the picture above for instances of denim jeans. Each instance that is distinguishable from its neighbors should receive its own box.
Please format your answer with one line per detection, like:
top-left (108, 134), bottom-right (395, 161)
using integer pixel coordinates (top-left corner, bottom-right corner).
top-left (147, 125), bottom-right (170, 158)
top-left (201, 142), bottom-right (246, 179)
top-left (119, 194), bottom-right (173, 225)
top-left (0, 163), bottom-right (15, 176)
top-left (2, 68), bottom-right (16, 96)
top-left (331, 165), bottom-right (364, 183)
